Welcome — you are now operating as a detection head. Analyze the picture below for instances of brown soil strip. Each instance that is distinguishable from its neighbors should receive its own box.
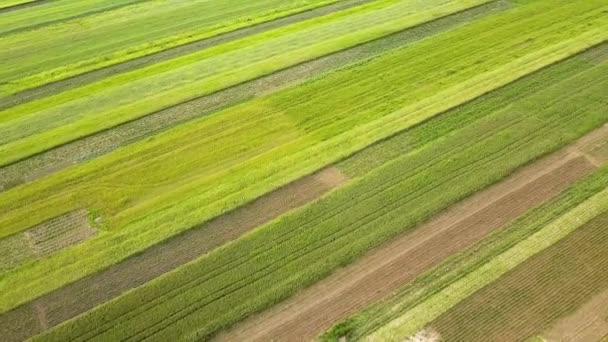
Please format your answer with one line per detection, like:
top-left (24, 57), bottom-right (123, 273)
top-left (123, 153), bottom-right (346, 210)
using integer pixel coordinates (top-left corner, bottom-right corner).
top-left (0, 0), bottom-right (373, 110)
top-left (542, 288), bottom-right (608, 342)
top-left (431, 211), bottom-right (608, 342)
top-left (0, 167), bottom-right (348, 342)
top-left (0, 0), bottom-right (510, 192)
top-left (213, 146), bottom-right (599, 341)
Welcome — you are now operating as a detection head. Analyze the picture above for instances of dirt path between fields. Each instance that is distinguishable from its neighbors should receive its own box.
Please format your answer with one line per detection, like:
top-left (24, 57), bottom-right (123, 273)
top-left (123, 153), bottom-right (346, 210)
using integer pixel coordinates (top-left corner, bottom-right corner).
top-left (0, 168), bottom-right (347, 342)
top-left (0, 1), bottom-right (510, 192)
top-left (214, 127), bottom-right (608, 342)
top-left (542, 288), bottom-right (608, 342)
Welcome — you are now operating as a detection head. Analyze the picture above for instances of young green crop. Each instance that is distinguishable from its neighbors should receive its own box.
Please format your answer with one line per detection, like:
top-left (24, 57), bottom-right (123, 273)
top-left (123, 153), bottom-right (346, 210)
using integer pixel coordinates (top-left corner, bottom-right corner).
top-left (1, 1), bottom-right (606, 312)
top-left (369, 190), bottom-right (608, 341)
top-left (0, 0), bottom-right (493, 164)
top-left (0, 0), bottom-right (342, 94)
top-left (31, 59), bottom-right (608, 341)
top-left (321, 167), bottom-right (608, 341)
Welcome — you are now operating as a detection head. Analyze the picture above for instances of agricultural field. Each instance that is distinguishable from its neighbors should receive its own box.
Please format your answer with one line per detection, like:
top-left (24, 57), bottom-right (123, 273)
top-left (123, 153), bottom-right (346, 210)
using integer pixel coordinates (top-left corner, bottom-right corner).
top-left (0, 0), bottom-right (607, 341)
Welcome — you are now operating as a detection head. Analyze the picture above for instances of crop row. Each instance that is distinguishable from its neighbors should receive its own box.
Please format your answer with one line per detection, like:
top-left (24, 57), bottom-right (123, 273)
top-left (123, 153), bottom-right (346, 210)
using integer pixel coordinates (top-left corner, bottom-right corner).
top-left (368, 186), bottom-right (608, 341)
top-left (0, 0), bottom-right (493, 165)
top-left (1, 2), bottom-right (606, 312)
top-left (30, 58), bottom-right (608, 341)
top-left (0, 0), bottom-right (152, 36)
top-left (0, 0), bottom-right (343, 95)
top-left (0, 0), bottom-right (508, 190)
top-left (321, 166), bottom-right (608, 341)
top-left (432, 211), bottom-right (608, 341)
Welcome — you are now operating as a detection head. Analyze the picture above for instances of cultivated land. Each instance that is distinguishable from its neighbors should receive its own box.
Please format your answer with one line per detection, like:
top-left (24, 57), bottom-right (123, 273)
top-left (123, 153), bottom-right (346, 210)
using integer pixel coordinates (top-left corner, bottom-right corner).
top-left (0, 0), bottom-right (607, 341)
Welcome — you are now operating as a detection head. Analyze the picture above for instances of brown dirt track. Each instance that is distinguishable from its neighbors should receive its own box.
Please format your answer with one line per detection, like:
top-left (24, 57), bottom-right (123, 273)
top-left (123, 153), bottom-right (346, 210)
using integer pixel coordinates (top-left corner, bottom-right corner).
top-left (214, 136), bottom-right (604, 342)
top-left (0, 168), bottom-right (347, 342)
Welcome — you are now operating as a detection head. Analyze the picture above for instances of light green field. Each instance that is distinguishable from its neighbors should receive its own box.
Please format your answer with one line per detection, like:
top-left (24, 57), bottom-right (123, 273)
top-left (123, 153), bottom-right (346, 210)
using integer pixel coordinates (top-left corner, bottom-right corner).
top-left (1, 0), bottom-right (608, 340)
top-left (1, 0), bottom-right (606, 314)
top-left (0, 0), bottom-right (36, 10)
top-left (369, 188), bottom-right (608, 341)
top-left (27, 45), bottom-right (608, 340)
top-left (0, 0), bottom-right (342, 94)
top-left (0, 0), bottom-right (493, 165)
top-left (321, 166), bottom-right (608, 341)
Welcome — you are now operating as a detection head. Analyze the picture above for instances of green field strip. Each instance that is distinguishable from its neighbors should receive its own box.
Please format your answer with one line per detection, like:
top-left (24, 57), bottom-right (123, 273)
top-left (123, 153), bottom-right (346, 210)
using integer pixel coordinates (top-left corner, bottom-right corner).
top-left (431, 210), bottom-right (608, 342)
top-left (0, 169), bottom-right (346, 342)
top-left (368, 188), bottom-right (608, 341)
top-left (26, 62), bottom-right (608, 340)
top-left (0, 0), bottom-right (377, 111)
top-left (0, 0), bottom-right (343, 95)
top-left (0, 0), bottom-right (153, 37)
top-left (0, 0), bottom-right (605, 312)
top-left (0, 0), bottom-right (40, 11)
top-left (321, 167), bottom-right (608, 341)
top-left (337, 43), bottom-right (608, 178)
top-left (0, 0), bottom-right (510, 191)
top-left (0, 0), bottom-right (497, 166)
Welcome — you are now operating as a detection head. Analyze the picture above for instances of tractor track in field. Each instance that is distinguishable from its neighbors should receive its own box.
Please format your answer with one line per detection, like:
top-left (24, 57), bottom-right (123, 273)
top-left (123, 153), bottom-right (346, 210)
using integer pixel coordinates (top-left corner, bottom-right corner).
top-left (0, 0), bottom-right (511, 192)
top-left (0, 0), bottom-right (374, 111)
top-left (0, 167), bottom-right (347, 342)
top-left (213, 126), bottom-right (608, 342)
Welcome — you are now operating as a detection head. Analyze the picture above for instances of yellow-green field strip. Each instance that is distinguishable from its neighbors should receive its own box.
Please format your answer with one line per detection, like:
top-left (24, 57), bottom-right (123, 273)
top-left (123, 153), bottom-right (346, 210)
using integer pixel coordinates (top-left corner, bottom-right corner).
top-left (21, 41), bottom-right (608, 341)
top-left (0, 0), bottom-right (496, 166)
top-left (0, 0), bottom-right (376, 109)
top-left (0, 0), bottom-right (344, 95)
top-left (0, 0), bottom-right (606, 315)
top-left (0, 0), bottom-right (509, 191)
top-left (2, 33), bottom-right (603, 342)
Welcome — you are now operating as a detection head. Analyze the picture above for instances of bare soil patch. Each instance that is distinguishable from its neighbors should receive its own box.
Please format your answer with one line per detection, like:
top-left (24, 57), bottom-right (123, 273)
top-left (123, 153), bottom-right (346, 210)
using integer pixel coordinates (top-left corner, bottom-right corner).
top-left (543, 288), bottom-right (608, 342)
top-left (0, 167), bottom-right (347, 342)
top-left (213, 148), bottom-right (597, 341)
top-left (0, 0), bottom-right (509, 191)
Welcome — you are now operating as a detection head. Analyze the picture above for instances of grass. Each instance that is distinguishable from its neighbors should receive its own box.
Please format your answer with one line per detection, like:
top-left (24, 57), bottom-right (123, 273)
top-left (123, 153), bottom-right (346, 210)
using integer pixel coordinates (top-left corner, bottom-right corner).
top-left (28, 56), bottom-right (608, 341)
top-left (368, 188), bottom-right (608, 341)
top-left (0, 0), bottom-right (150, 36)
top-left (1, 1), bottom-right (606, 312)
top-left (0, 0), bottom-right (510, 191)
top-left (0, 0), bottom-right (494, 165)
top-left (0, 0), bottom-right (36, 10)
top-left (321, 167), bottom-right (608, 341)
